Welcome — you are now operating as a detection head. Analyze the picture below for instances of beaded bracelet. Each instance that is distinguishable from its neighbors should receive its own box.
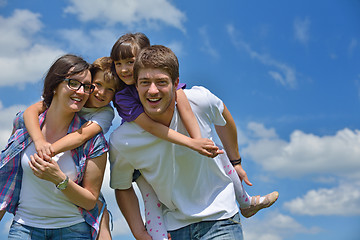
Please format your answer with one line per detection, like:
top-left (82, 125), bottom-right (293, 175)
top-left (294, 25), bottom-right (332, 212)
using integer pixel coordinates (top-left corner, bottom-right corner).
top-left (230, 157), bottom-right (242, 166)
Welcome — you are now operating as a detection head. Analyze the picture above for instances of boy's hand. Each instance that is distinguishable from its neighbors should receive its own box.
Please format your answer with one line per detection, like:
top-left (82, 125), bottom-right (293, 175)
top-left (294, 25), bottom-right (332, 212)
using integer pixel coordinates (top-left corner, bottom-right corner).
top-left (34, 139), bottom-right (55, 161)
top-left (190, 138), bottom-right (224, 158)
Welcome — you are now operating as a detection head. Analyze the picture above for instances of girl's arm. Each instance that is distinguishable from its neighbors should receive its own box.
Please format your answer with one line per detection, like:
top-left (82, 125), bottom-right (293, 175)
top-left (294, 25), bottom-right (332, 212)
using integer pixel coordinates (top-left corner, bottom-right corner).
top-left (215, 103), bottom-right (252, 186)
top-left (24, 101), bottom-right (52, 160)
top-left (51, 122), bottom-right (102, 155)
top-left (176, 89), bottom-right (202, 139)
top-left (29, 152), bottom-right (107, 210)
top-left (134, 112), bottom-right (221, 157)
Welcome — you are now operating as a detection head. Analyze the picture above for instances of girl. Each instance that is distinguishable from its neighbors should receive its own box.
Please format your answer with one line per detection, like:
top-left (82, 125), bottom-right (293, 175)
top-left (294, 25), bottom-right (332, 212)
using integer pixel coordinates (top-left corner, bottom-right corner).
top-left (111, 33), bottom-right (278, 240)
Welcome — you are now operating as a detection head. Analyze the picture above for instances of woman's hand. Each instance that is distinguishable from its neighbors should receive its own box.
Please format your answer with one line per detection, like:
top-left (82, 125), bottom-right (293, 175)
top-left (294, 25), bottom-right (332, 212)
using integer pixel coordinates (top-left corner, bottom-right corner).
top-left (28, 153), bottom-right (66, 186)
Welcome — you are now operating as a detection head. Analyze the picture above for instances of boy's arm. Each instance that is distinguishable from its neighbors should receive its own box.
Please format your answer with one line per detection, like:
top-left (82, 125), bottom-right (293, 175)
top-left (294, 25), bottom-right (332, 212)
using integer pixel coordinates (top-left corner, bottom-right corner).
top-left (176, 89), bottom-right (202, 139)
top-left (215, 103), bottom-right (252, 186)
top-left (51, 121), bottom-right (102, 155)
top-left (134, 112), bottom-right (222, 157)
top-left (23, 101), bottom-right (52, 160)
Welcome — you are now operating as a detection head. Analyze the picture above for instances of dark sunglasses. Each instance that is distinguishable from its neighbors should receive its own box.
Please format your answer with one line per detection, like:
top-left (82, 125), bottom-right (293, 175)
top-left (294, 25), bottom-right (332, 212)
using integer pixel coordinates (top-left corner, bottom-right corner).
top-left (64, 78), bottom-right (95, 94)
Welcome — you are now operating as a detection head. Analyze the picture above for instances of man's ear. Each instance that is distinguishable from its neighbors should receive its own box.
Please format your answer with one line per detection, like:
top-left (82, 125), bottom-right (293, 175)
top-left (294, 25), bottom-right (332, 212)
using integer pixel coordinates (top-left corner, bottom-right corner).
top-left (174, 77), bottom-right (179, 89)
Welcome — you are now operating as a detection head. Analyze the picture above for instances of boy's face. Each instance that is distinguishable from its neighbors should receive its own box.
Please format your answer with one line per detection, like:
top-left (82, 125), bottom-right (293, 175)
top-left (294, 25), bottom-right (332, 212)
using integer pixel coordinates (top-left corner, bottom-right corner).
top-left (85, 71), bottom-right (116, 108)
top-left (136, 68), bottom-right (178, 122)
top-left (114, 57), bottom-right (135, 85)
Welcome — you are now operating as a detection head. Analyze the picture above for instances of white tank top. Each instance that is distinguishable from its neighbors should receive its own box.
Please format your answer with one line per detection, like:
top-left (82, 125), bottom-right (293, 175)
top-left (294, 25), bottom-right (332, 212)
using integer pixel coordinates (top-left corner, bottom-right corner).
top-left (14, 142), bottom-right (84, 228)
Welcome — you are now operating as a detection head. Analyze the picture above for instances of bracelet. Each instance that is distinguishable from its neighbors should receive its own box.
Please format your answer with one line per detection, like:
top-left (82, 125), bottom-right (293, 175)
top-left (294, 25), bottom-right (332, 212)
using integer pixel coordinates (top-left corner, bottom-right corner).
top-left (56, 175), bottom-right (69, 190)
top-left (230, 157), bottom-right (242, 166)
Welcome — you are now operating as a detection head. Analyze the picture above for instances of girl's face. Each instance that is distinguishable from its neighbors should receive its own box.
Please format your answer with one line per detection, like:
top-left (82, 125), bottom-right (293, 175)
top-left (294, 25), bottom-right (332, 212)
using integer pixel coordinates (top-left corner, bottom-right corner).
top-left (114, 56), bottom-right (136, 85)
top-left (53, 70), bottom-right (91, 113)
top-left (85, 71), bottom-right (116, 108)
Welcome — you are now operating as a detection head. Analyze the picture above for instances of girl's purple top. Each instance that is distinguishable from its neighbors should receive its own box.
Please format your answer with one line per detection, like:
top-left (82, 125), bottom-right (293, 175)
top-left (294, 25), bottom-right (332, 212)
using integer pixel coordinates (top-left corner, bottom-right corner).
top-left (114, 83), bottom-right (186, 123)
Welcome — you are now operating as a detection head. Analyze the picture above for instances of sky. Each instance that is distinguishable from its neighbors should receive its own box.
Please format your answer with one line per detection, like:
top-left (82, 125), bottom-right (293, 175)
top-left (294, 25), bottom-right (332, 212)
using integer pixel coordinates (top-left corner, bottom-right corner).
top-left (0, 0), bottom-right (359, 239)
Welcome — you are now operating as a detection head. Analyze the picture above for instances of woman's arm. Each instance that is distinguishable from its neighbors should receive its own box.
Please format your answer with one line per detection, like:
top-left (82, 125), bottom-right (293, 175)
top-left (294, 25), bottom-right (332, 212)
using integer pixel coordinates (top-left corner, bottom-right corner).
top-left (24, 101), bottom-right (52, 159)
top-left (51, 122), bottom-right (102, 155)
top-left (28, 152), bottom-right (107, 210)
top-left (134, 112), bottom-right (221, 157)
top-left (176, 89), bottom-right (202, 139)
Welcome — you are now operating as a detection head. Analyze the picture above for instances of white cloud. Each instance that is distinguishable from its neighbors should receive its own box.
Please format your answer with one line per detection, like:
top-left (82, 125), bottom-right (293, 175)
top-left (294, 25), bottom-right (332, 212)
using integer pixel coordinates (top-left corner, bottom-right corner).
top-left (294, 17), bottom-right (310, 45)
top-left (348, 38), bottom-right (358, 56)
top-left (227, 24), bottom-right (297, 89)
top-left (166, 41), bottom-right (184, 58)
top-left (0, 102), bottom-right (27, 149)
top-left (199, 26), bottom-right (219, 58)
top-left (243, 211), bottom-right (321, 240)
top-left (284, 181), bottom-right (360, 216)
top-left (64, 0), bottom-right (186, 32)
top-left (0, 0), bottom-right (7, 7)
top-left (58, 28), bottom-right (117, 59)
top-left (0, 10), bottom-right (64, 87)
top-left (242, 123), bottom-right (360, 178)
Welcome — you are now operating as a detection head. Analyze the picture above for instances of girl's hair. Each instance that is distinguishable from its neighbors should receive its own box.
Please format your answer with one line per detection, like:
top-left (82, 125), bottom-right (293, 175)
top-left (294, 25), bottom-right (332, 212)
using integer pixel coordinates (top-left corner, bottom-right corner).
top-left (42, 54), bottom-right (90, 108)
top-left (133, 45), bottom-right (179, 85)
top-left (110, 32), bottom-right (150, 61)
top-left (91, 57), bottom-right (121, 93)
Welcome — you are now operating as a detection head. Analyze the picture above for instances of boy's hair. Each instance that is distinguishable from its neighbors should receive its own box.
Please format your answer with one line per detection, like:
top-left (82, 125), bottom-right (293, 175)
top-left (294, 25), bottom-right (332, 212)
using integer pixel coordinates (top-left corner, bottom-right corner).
top-left (43, 54), bottom-right (90, 108)
top-left (110, 32), bottom-right (150, 61)
top-left (91, 57), bottom-right (121, 92)
top-left (133, 45), bottom-right (179, 85)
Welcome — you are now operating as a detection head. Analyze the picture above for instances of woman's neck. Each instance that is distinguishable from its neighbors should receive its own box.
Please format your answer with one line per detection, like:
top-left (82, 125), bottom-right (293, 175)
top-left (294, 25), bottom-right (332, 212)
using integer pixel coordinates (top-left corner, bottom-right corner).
top-left (42, 106), bottom-right (75, 143)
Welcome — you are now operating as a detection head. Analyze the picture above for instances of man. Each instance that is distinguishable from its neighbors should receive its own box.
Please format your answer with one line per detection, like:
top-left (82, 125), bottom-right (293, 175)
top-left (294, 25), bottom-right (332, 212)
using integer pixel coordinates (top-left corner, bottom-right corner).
top-left (109, 45), bottom-right (244, 239)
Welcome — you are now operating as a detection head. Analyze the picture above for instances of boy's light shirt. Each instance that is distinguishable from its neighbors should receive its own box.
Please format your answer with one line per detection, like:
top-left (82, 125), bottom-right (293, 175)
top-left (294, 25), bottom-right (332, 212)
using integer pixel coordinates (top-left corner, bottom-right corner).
top-left (79, 104), bottom-right (114, 134)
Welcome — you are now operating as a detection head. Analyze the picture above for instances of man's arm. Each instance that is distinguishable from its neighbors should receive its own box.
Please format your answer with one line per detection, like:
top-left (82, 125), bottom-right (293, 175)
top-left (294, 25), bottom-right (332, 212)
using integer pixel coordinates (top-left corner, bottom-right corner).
top-left (115, 188), bottom-right (152, 240)
top-left (0, 209), bottom-right (5, 221)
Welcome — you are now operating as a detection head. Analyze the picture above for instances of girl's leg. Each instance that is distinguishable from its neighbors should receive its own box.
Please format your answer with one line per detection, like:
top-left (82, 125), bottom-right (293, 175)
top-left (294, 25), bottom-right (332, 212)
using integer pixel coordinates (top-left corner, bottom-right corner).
top-left (218, 153), bottom-right (251, 208)
top-left (136, 175), bottom-right (168, 240)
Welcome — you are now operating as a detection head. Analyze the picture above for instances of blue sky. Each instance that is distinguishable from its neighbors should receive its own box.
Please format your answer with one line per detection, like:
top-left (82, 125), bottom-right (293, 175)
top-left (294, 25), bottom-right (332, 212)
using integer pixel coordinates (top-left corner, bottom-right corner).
top-left (1, 0), bottom-right (359, 239)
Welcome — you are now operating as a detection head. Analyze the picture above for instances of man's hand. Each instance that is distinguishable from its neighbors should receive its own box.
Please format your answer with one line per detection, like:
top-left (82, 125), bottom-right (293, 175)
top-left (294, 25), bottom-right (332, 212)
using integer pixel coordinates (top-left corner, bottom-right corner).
top-left (234, 164), bottom-right (252, 186)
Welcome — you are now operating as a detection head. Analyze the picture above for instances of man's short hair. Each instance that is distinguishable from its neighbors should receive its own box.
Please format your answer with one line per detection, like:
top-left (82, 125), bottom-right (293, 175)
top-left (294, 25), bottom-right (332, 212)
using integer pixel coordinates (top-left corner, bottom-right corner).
top-left (133, 45), bottom-right (179, 85)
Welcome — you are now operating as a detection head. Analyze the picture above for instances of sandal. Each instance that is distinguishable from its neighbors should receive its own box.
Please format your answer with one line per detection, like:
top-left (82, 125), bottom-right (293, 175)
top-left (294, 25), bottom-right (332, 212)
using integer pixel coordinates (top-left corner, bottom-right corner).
top-left (240, 191), bottom-right (279, 218)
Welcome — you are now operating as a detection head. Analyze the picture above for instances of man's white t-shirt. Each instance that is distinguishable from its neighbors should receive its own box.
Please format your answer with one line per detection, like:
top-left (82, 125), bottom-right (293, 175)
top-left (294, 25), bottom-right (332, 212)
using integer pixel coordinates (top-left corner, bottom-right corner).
top-left (109, 86), bottom-right (238, 230)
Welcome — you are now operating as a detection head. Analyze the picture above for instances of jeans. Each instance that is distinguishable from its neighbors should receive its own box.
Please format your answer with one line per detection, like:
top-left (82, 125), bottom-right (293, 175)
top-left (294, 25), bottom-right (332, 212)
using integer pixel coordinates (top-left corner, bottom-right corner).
top-left (8, 221), bottom-right (91, 240)
top-left (169, 213), bottom-right (243, 240)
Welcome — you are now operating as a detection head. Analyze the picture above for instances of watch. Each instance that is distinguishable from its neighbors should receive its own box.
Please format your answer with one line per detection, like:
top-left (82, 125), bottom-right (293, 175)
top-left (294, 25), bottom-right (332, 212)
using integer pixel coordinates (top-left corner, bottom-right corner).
top-left (56, 176), bottom-right (69, 190)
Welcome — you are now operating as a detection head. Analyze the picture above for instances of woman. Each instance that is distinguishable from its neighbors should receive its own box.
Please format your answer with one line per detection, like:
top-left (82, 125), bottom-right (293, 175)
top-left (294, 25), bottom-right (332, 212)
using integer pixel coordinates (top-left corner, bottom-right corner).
top-left (0, 54), bottom-right (108, 239)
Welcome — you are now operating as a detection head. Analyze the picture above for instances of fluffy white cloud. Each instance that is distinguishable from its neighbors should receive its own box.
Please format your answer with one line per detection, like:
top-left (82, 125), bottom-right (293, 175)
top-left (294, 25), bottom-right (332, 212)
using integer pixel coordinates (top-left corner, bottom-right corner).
top-left (243, 211), bottom-right (320, 240)
top-left (64, 0), bottom-right (186, 32)
top-left (242, 122), bottom-right (360, 178)
top-left (284, 181), bottom-right (360, 216)
top-left (294, 17), bottom-right (311, 45)
top-left (227, 24), bottom-right (297, 89)
top-left (0, 10), bottom-right (64, 87)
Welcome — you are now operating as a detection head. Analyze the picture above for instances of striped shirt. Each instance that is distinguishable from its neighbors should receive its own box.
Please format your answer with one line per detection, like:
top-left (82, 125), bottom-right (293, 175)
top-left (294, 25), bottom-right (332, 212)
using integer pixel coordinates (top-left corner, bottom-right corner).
top-left (0, 110), bottom-right (108, 240)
